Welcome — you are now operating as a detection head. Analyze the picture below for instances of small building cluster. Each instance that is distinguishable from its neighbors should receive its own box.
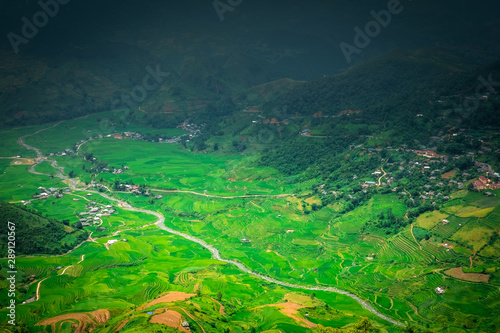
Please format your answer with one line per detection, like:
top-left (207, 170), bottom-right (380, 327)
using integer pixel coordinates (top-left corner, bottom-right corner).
top-left (108, 132), bottom-right (143, 140)
top-left (159, 137), bottom-right (182, 143)
top-left (176, 122), bottom-right (204, 142)
top-left (32, 187), bottom-right (68, 200)
top-left (414, 149), bottom-right (447, 160)
top-left (107, 239), bottom-right (128, 246)
top-left (473, 175), bottom-right (500, 190)
top-left (78, 203), bottom-right (116, 226)
top-left (435, 287), bottom-right (446, 294)
top-left (49, 149), bottom-right (74, 157)
top-left (300, 129), bottom-right (312, 136)
top-left (362, 181), bottom-right (377, 188)
top-left (99, 166), bottom-right (130, 174)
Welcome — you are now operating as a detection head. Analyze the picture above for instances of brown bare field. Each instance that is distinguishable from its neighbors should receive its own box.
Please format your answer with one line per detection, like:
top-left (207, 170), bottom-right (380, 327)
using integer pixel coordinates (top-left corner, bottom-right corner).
top-left (150, 310), bottom-right (189, 332)
top-left (36, 309), bottom-right (110, 333)
top-left (91, 309), bottom-right (111, 324)
top-left (113, 319), bottom-right (129, 332)
top-left (154, 307), bottom-right (165, 314)
top-left (260, 302), bottom-right (316, 328)
top-left (445, 267), bottom-right (490, 283)
top-left (139, 291), bottom-right (196, 310)
top-left (11, 158), bottom-right (36, 165)
top-left (441, 170), bottom-right (456, 179)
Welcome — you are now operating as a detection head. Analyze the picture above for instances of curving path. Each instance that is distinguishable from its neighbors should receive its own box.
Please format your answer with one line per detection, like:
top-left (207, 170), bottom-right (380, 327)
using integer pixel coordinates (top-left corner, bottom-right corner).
top-left (17, 121), bottom-right (405, 328)
top-left (377, 165), bottom-right (387, 187)
top-left (17, 121), bottom-right (64, 176)
top-left (36, 278), bottom-right (48, 301)
top-left (410, 223), bottom-right (422, 250)
top-left (59, 265), bottom-right (73, 276)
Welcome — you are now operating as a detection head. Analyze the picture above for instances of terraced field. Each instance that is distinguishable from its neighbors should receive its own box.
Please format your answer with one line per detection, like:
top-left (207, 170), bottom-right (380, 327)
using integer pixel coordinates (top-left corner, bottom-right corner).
top-left (1, 115), bottom-right (499, 332)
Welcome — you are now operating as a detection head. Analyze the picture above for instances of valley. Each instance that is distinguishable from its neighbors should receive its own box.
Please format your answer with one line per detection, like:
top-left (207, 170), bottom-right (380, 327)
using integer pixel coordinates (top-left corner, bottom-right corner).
top-left (1, 104), bottom-right (499, 332)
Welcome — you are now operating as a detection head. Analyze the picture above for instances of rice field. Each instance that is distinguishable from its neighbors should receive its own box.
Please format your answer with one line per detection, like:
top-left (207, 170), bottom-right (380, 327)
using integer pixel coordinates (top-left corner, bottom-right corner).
top-left (1, 115), bottom-right (499, 332)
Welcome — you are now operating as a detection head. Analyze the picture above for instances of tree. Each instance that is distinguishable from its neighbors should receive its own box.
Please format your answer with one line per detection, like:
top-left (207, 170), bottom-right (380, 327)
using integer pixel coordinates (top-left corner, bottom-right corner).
top-left (316, 324), bottom-right (340, 333)
top-left (83, 152), bottom-right (94, 161)
top-left (217, 291), bottom-right (222, 301)
top-left (353, 317), bottom-right (379, 333)
top-left (68, 170), bottom-right (75, 178)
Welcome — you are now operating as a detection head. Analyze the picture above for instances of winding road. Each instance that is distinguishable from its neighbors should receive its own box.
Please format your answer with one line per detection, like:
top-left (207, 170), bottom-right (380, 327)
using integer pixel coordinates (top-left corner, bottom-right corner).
top-left (17, 121), bottom-right (64, 176)
top-left (16, 121), bottom-right (405, 328)
top-left (36, 278), bottom-right (48, 301)
top-left (377, 165), bottom-right (387, 187)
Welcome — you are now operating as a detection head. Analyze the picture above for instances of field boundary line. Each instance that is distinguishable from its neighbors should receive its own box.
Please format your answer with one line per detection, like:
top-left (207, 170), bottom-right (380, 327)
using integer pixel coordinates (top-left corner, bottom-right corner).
top-left (410, 224), bottom-right (422, 250)
top-left (171, 306), bottom-right (206, 333)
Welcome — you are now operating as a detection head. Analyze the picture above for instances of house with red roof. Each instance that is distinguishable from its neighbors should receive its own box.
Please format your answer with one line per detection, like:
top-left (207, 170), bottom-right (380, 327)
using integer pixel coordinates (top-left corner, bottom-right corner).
top-left (473, 180), bottom-right (487, 190)
top-left (479, 176), bottom-right (489, 184)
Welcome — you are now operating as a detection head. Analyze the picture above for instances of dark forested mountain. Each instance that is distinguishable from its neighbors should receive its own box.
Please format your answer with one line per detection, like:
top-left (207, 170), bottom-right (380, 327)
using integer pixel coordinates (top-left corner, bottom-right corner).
top-left (1, 1), bottom-right (500, 127)
top-left (260, 48), bottom-right (479, 119)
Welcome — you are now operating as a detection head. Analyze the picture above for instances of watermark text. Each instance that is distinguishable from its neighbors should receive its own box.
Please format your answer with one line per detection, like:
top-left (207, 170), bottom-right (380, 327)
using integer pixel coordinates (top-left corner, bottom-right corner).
top-left (7, 0), bottom-right (71, 54)
top-left (6, 221), bottom-right (17, 325)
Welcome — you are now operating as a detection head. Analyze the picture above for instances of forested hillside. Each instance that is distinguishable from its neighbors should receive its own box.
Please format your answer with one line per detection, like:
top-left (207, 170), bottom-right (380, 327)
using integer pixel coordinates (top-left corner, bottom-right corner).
top-left (0, 202), bottom-right (88, 255)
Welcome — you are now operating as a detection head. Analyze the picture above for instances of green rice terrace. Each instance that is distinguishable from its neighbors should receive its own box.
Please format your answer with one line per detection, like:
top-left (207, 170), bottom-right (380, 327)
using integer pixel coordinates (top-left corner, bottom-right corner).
top-left (0, 110), bottom-right (499, 332)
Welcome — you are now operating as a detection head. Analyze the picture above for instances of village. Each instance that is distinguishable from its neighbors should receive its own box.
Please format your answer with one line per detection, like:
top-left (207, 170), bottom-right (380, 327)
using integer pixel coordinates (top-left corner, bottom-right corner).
top-left (31, 186), bottom-right (68, 201)
top-left (77, 202), bottom-right (116, 227)
top-left (23, 185), bottom-right (119, 228)
top-left (340, 146), bottom-right (499, 201)
top-left (354, 124), bottom-right (500, 197)
top-left (308, 127), bottom-right (500, 230)
top-left (46, 120), bottom-right (203, 158)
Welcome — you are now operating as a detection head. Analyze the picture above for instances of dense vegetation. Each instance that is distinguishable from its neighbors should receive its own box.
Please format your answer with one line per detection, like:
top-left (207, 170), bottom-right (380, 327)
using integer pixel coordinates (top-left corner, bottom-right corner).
top-left (0, 202), bottom-right (88, 255)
